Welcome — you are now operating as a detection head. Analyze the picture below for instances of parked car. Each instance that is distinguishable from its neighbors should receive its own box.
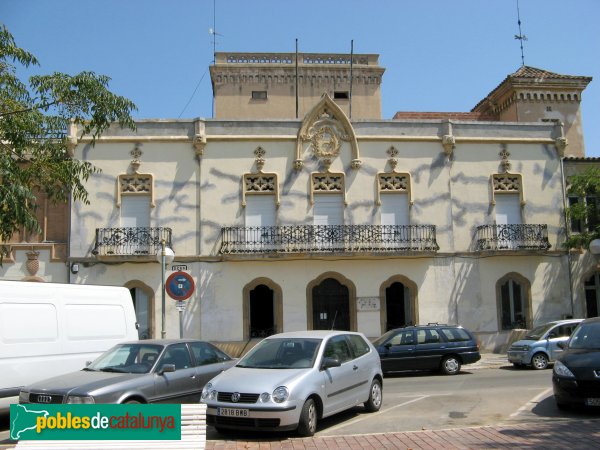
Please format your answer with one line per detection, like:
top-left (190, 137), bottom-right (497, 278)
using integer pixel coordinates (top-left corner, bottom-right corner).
top-left (201, 330), bottom-right (383, 437)
top-left (373, 323), bottom-right (481, 375)
top-left (507, 319), bottom-right (583, 370)
top-left (19, 339), bottom-right (235, 405)
top-left (553, 317), bottom-right (600, 409)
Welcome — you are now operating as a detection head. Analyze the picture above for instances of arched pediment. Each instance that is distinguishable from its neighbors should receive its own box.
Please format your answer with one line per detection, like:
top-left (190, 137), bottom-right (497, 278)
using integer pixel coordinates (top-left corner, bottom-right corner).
top-left (295, 94), bottom-right (361, 171)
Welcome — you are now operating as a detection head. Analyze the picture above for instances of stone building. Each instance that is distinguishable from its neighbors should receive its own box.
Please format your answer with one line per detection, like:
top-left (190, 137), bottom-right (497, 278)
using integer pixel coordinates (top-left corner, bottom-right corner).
top-left (2, 52), bottom-right (596, 352)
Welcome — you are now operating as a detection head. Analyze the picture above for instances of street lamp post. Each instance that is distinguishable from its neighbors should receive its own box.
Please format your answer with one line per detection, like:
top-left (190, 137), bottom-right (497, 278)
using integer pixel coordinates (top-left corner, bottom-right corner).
top-left (156, 239), bottom-right (175, 339)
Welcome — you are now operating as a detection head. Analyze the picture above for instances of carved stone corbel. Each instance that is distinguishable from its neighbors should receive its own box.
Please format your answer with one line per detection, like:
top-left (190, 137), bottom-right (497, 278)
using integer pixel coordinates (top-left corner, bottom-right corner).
top-left (193, 119), bottom-right (207, 158)
top-left (351, 159), bottom-right (362, 170)
top-left (555, 137), bottom-right (568, 157)
top-left (442, 135), bottom-right (455, 156)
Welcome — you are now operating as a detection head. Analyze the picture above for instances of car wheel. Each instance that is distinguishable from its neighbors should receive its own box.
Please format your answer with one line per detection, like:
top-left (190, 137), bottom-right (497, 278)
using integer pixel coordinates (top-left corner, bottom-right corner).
top-left (297, 398), bottom-right (317, 437)
top-left (440, 356), bottom-right (461, 375)
top-left (124, 400), bottom-right (141, 404)
top-left (531, 353), bottom-right (549, 370)
top-left (364, 379), bottom-right (382, 412)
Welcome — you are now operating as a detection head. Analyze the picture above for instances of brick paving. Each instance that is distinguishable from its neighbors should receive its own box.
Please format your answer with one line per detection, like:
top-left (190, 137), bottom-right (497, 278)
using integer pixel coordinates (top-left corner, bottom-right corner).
top-left (205, 419), bottom-right (600, 449)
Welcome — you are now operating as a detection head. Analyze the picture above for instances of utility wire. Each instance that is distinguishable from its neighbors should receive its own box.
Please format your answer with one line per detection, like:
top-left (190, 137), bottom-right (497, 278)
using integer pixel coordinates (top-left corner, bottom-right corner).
top-left (177, 68), bottom-right (208, 119)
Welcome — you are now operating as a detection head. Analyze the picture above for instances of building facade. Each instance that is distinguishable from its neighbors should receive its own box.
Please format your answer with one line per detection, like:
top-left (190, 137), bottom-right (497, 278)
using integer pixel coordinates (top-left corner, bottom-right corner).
top-left (2, 52), bottom-right (596, 353)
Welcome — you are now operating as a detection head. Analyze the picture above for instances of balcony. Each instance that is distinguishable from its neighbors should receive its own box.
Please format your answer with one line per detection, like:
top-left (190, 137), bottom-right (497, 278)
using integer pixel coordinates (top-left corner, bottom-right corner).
top-left (220, 225), bottom-right (439, 255)
top-left (475, 224), bottom-right (551, 251)
top-left (92, 227), bottom-right (172, 259)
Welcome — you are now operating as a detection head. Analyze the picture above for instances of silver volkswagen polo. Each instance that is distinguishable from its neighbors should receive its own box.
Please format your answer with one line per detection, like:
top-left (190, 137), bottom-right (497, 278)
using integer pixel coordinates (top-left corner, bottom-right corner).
top-left (201, 330), bottom-right (383, 436)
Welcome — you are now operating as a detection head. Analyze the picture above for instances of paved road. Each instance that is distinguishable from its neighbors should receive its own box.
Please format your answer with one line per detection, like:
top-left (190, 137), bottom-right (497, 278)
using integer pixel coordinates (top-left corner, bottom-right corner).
top-left (2, 356), bottom-right (600, 449)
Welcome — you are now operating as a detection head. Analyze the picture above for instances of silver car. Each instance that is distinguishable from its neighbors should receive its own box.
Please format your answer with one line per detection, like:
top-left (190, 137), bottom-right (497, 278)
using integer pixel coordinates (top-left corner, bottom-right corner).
top-left (201, 330), bottom-right (383, 437)
top-left (19, 339), bottom-right (235, 405)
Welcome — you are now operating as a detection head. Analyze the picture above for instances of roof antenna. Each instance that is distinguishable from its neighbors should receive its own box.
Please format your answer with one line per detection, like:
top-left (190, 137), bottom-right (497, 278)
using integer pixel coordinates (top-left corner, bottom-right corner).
top-left (209, 0), bottom-right (224, 118)
top-left (514, 0), bottom-right (527, 66)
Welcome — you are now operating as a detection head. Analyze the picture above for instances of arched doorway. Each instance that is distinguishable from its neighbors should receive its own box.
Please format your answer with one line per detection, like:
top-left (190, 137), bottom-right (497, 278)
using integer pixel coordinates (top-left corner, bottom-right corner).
top-left (243, 278), bottom-right (283, 340)
top-left (380, 276), bottom-right (418, 333)
top-left (585, 271), bottom-right (600, 318)
top-left (249, 284), bottom-right (275, 338)
top-left (126, 282), bottom-right (154, 340)
top-left (385, 282), bottom-right (412, 330)
top-left (312, 278), bottom-right (350, 330)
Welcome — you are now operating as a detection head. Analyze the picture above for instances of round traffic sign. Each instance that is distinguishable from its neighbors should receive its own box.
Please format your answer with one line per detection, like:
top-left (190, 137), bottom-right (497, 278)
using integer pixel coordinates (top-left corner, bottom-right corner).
top-left (165, 271), bottom-right (195, 301)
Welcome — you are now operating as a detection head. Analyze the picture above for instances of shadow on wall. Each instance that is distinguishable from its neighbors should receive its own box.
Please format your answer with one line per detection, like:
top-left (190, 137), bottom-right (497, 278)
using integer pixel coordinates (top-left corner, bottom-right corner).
top-left (475, 329), bottom-right (528, 354)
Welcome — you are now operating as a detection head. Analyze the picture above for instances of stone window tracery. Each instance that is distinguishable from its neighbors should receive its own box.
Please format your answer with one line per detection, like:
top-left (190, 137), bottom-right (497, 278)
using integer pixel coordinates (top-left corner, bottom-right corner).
top-left (376, 146), bottom-right (413, 206)
top-left (310, 172), bottom-right (346, 205)
top-left (490, 147), bottom-right (525, 206)
top-left (242, 147), bottom-right (280, 207)
top-left (117, 145), bottom-right (155, 207)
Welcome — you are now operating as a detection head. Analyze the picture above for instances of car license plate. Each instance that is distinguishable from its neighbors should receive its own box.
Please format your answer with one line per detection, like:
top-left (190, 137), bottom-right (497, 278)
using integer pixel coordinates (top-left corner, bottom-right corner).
top-left (585, 398), bottom-right (600, 406)
top-left (217, 407), bottom-right (249, 417)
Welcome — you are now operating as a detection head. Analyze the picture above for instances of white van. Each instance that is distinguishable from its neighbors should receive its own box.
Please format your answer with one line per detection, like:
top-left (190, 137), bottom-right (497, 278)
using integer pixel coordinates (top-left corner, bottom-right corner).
top-left (0, 281), bottom-right (139, 412)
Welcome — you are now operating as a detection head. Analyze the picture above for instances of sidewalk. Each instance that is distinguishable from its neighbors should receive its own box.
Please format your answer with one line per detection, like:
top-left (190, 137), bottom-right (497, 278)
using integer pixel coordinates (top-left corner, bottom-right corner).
top-left (205, 419), bottom-right (600, 449)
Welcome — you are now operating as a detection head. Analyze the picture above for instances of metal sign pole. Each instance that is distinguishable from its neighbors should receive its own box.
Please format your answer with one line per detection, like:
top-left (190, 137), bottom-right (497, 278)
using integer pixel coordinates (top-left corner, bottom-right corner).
top-left (176, 300), bottom-right (186, 338)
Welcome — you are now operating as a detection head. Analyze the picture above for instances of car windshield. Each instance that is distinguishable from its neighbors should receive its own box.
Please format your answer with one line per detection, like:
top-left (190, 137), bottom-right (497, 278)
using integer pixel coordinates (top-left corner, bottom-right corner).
top-left (372, 329), bottom-right (398, 346)
top-left (568, 323), bottom-right (600, 350)
top-left (236, 338), bottom-right (321, 369)
top-left (524, 323), bottom-right (555, 340)
top-left (87, 344), bottom-right (164, 374)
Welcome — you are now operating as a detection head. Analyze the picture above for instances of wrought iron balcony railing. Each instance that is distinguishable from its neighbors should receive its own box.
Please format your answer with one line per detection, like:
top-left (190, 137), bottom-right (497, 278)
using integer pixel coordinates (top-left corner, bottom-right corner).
top-left (92, 227), bottom-right (172, 257)
top-left (475, 224), bottom-right (551, 251)
top-left (220, 225), bottom-right (439, 254)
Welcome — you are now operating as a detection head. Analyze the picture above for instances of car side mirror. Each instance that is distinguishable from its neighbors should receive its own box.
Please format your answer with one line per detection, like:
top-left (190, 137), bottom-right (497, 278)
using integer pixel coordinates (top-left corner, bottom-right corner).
top-left (158, 364), bottom-right (176, 375)
top-left (85, 361), bottom-right (92, 367)
top-left (547, 332), bottom-right (556, 339)
top-left (557, 341), bottom-right (566, 349)
top-left (321, 357), bottom-right (341, 370)
top-left (384, 343), bottom-right (392, 349)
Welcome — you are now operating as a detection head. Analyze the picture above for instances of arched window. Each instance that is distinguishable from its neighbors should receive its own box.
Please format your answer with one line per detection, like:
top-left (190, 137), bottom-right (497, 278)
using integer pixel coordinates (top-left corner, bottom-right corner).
top-left (496, 273), bottom-right (531, 330)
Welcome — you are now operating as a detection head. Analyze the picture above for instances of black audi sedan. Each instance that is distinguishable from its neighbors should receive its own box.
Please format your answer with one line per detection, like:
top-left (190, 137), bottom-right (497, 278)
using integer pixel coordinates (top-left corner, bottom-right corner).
top-left (553, 317), bottom-right (600, 409)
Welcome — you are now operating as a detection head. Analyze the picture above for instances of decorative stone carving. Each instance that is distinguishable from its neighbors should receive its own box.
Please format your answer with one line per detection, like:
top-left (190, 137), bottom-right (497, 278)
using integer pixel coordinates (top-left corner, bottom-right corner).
top-left (493, 174), bottom-right (521, 192)
top-left (312, 173), bottom-right (344, 192)
top-left (120, 175), bottom-right (152, 194)
top-left (130, 144), bottom-right (142, 173)
top-left (254, 147), bottom-right (266, 172)
top-left (442, 135), bottom-right (456, 156)
top-left (26, 250), bottom-right (40, 276)
top-left (555, 137), bottom-right (568, 157)
top-left (193, 119), bottom-right (207, 157)
top-left (242, 147), bottom-right (279, 207)
top-left (499, 146), bottom-right (511, 172)
top-left (296, 94), bottom-right (360, 171)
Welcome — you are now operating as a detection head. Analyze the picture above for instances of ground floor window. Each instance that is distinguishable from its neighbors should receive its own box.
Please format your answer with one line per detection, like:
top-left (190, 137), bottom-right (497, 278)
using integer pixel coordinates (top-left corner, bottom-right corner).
top-left (585, 272), bottom-right (600, 318)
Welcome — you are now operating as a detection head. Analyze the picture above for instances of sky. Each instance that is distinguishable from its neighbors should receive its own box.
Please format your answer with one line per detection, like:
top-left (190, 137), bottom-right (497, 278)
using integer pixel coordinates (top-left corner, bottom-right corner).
top-left (2, 0), bottom-right (599, 156)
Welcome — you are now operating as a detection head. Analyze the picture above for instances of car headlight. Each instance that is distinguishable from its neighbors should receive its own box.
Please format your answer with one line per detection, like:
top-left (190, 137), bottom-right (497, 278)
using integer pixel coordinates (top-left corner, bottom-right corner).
top-left (554, 360), bottom-right (575, 378)
top-left (522, 345), bottom-right (530, 351)
top-left (272, 386), bottom-right (289, 403)
top-left (201, 383), bottom-right (212, 400)
top-left (66, 395), bottom-right (95, 404)
top-left (19, 390), bottom-right (29, 403)
top-left (259, 392), bottom-right (271, 403)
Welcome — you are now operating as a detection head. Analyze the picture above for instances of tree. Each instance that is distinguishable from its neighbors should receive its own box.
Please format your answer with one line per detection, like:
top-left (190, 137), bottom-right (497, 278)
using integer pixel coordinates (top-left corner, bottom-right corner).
top-left (565, 167), bottom-right (600, 249)
top-left (0, 25), bottom-right (136, 249)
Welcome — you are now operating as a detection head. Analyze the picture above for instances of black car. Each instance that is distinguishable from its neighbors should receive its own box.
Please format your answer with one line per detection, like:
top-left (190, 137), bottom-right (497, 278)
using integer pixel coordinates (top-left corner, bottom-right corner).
top-left (553, 317), bottom-right (600, 409)
top-left (373, 323), bottom-right (481, 375)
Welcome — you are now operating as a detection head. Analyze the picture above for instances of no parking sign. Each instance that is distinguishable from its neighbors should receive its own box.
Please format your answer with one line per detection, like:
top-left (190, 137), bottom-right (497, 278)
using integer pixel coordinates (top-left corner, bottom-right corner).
top-left (166, 271), bottom-right (195, 301)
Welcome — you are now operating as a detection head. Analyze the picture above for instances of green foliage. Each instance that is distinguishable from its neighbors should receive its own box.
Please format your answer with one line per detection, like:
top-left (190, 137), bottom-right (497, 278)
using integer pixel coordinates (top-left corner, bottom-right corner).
top-left (564, 167), bottom-right (600, 249)
top-left (0, 25), bottom-right (136, 245)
